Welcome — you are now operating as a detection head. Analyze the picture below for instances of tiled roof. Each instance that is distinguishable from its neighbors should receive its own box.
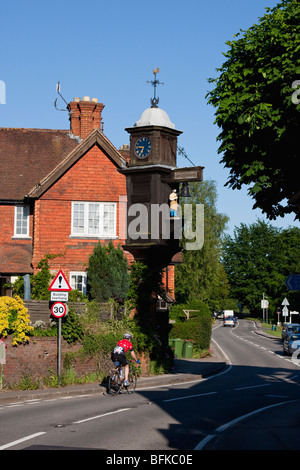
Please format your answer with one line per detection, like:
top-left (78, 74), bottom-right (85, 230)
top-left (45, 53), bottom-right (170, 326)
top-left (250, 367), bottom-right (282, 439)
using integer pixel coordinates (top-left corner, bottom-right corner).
top-left (0, 128), bottom-right (79, 200)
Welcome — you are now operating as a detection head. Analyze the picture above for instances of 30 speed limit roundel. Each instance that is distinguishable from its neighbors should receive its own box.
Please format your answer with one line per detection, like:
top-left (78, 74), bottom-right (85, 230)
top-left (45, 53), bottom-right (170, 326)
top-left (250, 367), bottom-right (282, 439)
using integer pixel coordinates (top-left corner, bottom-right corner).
top-left (51, 302), bottom-right (67, 318)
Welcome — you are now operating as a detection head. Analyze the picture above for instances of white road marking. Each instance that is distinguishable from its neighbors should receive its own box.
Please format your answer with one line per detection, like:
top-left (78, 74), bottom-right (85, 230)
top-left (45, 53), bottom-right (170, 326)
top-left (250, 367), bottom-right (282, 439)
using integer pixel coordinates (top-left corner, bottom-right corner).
top-left (73, 407), bottom-right (132, 424)
top-left (163, 391), bottom-right (217, 403)
top-left (194, 400), bottom-right (296, 450)
top-left (0, 432), bottom-right (46, 450)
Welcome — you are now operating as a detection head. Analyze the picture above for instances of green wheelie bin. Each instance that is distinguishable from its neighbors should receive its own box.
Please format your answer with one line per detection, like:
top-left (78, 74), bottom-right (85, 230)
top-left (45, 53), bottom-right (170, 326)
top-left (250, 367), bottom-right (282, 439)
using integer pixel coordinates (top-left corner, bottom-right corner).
top-left (183, 341), bottom-right (193, 358)
top-left (172, 338), bottom-right (184, 358)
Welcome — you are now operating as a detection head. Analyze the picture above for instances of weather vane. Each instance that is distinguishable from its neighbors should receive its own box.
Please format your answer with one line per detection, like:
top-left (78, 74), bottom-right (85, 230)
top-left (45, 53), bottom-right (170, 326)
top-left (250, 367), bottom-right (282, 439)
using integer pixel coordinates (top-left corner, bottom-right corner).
top-left (146, 68), bottom-right (164, 108)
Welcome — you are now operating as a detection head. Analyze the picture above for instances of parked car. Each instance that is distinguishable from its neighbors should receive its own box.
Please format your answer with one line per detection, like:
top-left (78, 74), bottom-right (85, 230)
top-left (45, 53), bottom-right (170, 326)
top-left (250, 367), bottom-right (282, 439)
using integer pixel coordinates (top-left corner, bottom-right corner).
top-left (281, 323), bottom-right (300, 341)
top-left (283, 333), bottom-right (300, 356)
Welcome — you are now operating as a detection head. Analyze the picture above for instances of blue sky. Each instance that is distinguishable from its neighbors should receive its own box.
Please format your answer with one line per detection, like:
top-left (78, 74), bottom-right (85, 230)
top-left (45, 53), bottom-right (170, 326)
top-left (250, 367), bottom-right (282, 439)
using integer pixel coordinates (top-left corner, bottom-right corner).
top-left (1, 0), bottom-right (298, 236)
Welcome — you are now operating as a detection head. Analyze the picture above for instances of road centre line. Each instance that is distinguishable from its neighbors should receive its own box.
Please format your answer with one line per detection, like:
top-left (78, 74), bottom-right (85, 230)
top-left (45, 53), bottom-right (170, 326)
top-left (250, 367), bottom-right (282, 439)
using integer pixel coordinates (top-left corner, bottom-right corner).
top-left (73, 407), bottom-right (132, 424)
top-left (234, 384), bottom-right (270, 391)
top-left (0, 432), bottom-right (46, 450)
top-left (163, 391), bottom-right (217, 403)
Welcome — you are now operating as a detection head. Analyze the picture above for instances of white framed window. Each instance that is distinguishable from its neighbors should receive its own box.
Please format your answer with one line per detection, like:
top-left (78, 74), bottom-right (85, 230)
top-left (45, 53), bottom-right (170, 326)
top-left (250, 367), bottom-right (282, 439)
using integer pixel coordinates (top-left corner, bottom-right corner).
top-left (14, 205), bottom-right (30, 237)
top-left (70, 272), bottom-right (87, 295)
top-left (71, 202), bottom-right (117, 237)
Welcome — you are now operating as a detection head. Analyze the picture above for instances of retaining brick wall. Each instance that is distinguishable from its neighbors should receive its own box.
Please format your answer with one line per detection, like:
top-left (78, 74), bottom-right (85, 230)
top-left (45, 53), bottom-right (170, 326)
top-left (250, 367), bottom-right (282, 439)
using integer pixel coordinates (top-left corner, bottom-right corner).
top-left (1, 335), bottom-right (149, 389)
top-left (1, 336), bottom-right (103, 388)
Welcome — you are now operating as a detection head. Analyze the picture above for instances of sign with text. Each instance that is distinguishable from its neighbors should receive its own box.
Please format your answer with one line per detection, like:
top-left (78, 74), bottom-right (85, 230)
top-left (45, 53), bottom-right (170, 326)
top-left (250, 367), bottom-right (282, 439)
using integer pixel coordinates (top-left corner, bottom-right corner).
top-left (50, 291), bottom-right (69, 302)
top-left (51, 302), bottom-right (68, 318)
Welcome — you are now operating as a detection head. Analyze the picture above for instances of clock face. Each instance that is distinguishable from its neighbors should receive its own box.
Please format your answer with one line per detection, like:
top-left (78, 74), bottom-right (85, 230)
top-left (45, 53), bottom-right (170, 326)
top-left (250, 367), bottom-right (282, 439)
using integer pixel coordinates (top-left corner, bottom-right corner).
top-left (134, 137), bottom-right (152, 159)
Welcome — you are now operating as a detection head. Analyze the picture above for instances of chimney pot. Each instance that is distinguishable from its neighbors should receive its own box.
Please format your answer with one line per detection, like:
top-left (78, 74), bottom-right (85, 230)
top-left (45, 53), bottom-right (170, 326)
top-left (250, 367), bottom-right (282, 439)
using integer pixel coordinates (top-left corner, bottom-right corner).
top-left (73, 97), bottom-right (80, 102)
top-left (82, 96), bottom-right (90, 101)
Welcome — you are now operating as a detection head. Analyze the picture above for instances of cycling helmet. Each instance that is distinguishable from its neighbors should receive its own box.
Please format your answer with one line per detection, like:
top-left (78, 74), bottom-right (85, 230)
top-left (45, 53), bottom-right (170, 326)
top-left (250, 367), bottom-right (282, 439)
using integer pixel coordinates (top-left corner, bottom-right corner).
top-left (123, 332), bottom-right (132, 340)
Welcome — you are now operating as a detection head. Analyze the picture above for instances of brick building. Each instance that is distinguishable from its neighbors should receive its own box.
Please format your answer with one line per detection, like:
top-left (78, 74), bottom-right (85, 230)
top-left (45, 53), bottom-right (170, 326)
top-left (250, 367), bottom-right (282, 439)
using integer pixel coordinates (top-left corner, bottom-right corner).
top-left (0, 96), bottom-right (176, 299)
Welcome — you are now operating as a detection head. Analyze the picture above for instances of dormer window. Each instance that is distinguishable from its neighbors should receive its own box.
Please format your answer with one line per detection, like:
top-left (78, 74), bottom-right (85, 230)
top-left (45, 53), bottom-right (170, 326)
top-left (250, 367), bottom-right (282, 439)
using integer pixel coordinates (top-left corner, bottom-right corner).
top-left (14, 205), bottom-right (30, 237)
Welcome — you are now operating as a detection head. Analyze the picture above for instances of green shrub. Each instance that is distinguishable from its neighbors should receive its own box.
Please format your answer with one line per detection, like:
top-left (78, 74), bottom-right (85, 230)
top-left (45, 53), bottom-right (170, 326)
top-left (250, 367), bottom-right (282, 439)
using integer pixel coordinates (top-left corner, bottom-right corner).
top-left (169, 301), bottom-right (212, 351)
top-left (169, 300), bottom-right (210, 323)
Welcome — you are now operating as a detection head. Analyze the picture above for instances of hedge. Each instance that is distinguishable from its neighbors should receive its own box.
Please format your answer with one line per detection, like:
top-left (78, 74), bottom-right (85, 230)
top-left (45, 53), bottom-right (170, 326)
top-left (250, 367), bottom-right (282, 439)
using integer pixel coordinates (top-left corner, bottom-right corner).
top-left (169, 301), bottom-right (212, 351)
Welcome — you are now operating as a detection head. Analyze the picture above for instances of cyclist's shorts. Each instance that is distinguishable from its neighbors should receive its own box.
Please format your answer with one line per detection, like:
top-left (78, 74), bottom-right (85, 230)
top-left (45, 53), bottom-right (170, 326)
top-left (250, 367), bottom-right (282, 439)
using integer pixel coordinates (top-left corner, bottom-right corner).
top-left (111, 352), bottom-right (128, 366)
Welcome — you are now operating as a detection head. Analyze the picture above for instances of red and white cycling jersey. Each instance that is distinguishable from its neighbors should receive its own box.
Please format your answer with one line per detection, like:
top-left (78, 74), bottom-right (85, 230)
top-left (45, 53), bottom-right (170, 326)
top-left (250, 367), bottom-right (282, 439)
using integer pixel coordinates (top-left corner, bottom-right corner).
top-left (113, 339), bottom-right (133, 356)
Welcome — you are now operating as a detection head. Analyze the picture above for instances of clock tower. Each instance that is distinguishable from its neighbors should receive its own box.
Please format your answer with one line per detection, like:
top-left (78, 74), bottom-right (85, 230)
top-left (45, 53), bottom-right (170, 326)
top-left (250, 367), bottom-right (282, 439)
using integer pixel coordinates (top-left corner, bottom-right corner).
top-left (125, 69), bottom-right (182, 167)
top-left (119, 69), bottom-right (203, 267)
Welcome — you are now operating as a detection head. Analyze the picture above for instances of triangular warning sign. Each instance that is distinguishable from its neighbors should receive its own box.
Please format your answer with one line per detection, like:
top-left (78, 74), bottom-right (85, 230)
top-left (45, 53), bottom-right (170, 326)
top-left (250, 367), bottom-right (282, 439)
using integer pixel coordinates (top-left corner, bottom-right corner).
top-left (49, 270), bottom-right (72, 291)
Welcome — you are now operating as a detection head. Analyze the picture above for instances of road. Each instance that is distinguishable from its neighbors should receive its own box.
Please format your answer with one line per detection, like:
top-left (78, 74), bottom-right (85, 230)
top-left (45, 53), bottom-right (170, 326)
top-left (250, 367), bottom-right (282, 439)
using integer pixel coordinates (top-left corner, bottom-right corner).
top-left (0, 319), bottom-right (299, 452)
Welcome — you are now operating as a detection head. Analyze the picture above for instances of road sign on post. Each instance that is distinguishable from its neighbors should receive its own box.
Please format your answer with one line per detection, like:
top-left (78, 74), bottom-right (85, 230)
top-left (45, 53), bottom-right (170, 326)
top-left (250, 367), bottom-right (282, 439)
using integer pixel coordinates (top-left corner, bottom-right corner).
top-left (48, 270), bottom-right (71, 385)
top-left (50, 302), bottom-right (69, 386)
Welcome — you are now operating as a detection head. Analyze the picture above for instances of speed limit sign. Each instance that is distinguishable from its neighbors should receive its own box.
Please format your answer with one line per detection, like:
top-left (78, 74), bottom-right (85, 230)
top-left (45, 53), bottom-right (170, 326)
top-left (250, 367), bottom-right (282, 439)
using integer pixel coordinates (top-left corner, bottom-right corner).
top-left (51, 302), bottom-right (68, 318)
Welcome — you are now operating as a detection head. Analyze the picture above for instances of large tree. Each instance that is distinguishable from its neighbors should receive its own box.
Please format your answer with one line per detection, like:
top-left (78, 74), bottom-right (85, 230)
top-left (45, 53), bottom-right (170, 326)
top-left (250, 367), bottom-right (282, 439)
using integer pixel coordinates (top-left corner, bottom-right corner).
top-left (206, 0), bottom-right (300, 220)
top-left (222, 221), bottom-right (300, 315)
top-left (175, 180), bottom-right (229, 310)
top-left (88, 241), bottom-right (130, 303)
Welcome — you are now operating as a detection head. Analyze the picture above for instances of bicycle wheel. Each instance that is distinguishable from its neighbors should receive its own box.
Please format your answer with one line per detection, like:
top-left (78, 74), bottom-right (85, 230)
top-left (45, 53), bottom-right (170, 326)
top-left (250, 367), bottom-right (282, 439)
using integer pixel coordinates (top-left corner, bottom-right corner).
top-left (108, 370), bottom-right (121, 394)
top-left (127, 371), bottom-right (137, 392)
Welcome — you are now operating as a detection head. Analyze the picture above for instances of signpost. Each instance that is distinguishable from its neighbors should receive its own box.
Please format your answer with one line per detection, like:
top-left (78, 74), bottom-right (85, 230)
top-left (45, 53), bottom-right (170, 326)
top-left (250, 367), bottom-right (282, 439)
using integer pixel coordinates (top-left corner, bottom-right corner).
top-left (261, 293), bottom-right (269, 323)
top-left (275, 307), bottom-right (281, 326)
top-left (0, 339), bottom-right (6, 390)
top-left (282, 297), bottom-right (290, 323)
top-left (48, 270), bottom-right (71, 384)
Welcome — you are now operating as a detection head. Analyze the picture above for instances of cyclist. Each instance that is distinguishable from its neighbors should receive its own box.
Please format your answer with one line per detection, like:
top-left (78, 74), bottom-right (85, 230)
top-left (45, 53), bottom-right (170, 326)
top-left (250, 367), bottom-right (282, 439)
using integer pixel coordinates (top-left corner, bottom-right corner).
top-left (111, 333), bottom-right (138, 387)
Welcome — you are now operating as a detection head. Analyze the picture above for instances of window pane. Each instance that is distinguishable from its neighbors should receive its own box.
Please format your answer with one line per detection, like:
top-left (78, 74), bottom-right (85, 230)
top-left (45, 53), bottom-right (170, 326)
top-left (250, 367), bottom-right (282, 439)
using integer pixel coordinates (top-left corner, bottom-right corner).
top-left (73, 203), bottom-right (84, 233)
top-left (88, 203), bottom-right (99, 234)
top-left (103, 204), bottom-right (115, 236)
top-left (15, 205), bottom-right (29, 235)
top-left (70, 273), bottom-right (87, 295)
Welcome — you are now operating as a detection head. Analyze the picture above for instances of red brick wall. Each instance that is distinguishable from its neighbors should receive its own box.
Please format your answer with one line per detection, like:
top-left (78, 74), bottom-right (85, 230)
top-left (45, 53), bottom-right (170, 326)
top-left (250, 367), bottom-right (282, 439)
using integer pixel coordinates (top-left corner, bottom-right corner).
top-left (0, 205), bottom-right (33, 244)
top-left (1, 336), bottom-right (106, 387)
top-left (32, 144), bottom-right (127, 275)
top-left (1, 336), bottom-right (149, 387)
top-left (162, 265), bottom-right (175, 299)
top-left (0, 204), bottom-right (33, 276)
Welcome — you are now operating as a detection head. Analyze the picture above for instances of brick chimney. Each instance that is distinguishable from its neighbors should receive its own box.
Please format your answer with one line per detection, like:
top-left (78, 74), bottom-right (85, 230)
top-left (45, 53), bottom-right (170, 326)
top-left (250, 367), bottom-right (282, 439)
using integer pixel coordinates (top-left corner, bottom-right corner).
top-left (68, 96), bottom-right (105, 140)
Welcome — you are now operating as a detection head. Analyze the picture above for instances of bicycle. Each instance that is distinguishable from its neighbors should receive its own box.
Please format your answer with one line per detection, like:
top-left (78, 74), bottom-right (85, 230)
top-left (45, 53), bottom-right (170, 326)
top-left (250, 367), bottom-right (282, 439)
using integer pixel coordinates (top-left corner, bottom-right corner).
top-left (108, 360), bottom-right (139, 395)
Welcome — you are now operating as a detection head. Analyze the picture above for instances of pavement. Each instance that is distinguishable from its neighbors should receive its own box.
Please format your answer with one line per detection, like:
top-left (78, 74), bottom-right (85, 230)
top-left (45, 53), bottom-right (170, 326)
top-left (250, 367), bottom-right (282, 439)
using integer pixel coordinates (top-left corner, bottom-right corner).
top-left (0, 341), bottom-right (228, 405)
top-left (252, 320), bottom-right (284, 342)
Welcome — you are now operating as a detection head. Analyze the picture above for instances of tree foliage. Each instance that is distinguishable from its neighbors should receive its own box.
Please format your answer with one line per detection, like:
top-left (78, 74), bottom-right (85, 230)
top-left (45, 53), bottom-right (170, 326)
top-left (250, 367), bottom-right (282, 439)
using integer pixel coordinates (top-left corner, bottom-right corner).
top-left (175, 180), bottom-right (229, 310)
top-left (87, 241), bottom-right (130, 303)
top-left (222, 220), bottom-right (300, 315)
top-left (206, 0), bottom-right (300, 220)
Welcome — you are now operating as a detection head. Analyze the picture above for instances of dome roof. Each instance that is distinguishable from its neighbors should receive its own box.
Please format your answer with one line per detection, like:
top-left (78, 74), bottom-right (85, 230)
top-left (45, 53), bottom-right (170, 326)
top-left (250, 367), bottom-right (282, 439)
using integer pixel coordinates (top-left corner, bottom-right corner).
top-left (134, 107), bottom-right (175, 129)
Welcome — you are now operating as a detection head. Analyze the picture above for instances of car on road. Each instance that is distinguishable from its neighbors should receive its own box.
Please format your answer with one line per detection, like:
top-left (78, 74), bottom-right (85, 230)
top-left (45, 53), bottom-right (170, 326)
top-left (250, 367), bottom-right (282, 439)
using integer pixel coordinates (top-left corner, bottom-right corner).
top-left (223, 313), bottom-right (236, 326)
top-left (281, 323), bottom-right (300, 341)
top-left (283, 333), bottom-right (300, 356)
